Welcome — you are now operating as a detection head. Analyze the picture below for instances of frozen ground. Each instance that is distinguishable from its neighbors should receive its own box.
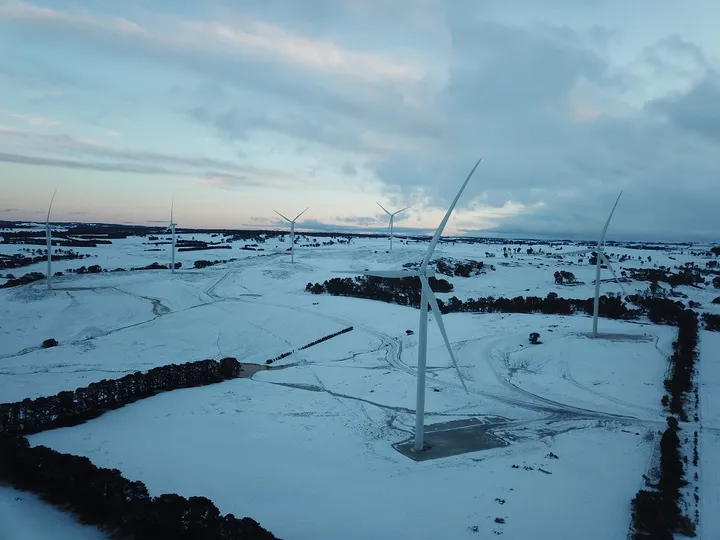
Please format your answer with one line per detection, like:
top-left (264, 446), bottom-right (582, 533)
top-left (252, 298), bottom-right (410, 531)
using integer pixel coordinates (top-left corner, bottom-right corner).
top-left (0, 486), bottom-right (105, 540)
top-left (1, 227), bottom-right (719, 539)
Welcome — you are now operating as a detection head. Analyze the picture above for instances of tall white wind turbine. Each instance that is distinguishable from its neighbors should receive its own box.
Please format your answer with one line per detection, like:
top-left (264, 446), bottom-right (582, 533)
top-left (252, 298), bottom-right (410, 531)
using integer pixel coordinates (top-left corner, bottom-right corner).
top-left (165, 195), bottom-right (178, 273)
top-left (45, 190), bottom-right (57, 290)
top-left (566, 192), bottom-right (626, 337)
top-left (273, 207), bottom-right (308, 263)
top-left (377, 203), bottom-right (411, 251)
top-left (339, 159), bottom-right (481, 453)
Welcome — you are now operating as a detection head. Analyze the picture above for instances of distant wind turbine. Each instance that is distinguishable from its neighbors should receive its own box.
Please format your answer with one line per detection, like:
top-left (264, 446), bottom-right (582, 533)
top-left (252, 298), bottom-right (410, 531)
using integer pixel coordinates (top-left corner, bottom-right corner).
top-left (566, 192), bottom-right (626, 337)
top-left (165, 195), bottom-right (178, 273)
top-left (45, 190), bottom-right (57, 290)
top-left (338, 158), bottom-right (481, 453)
top-left (377, 203), bottom-right (411, 251)
top-left (274, 207), bottom-right (308, 263)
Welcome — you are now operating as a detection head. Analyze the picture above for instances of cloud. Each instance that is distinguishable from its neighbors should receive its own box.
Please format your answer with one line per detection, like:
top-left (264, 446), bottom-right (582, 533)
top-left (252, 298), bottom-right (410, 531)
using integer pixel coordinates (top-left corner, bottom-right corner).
top-left (0, 208), bottom-right (20, 213)
top-left (0, 1), bottom-right (422, 83)
top-left (7, 112), bottom-right (61, 127)
top-left (647, 72), bottom-right (720, 141)
top-left (3, 1), bottom-right (720, 239)
top-left (0, 128), bottom-right (296, 186)
top-left (0, 151), bottom-right (183, 174)
top-left (335, 215), bottom-right (383, 226)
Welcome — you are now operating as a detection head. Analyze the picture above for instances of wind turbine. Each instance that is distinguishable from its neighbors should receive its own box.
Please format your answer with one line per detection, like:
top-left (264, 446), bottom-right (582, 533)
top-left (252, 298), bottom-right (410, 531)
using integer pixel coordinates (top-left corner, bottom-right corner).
top-left (566, 192), bottom-right (626, 337)
top-left (45, 190), bottom-right (57, 290)
top-left (338, 159), bottom-right (481, 453)
top-left (377, 203), bottom-right (411, 251)
top-left (273, 207), bottom-right (308, 263)
top-left (165, 195), bottom-right (177, 273)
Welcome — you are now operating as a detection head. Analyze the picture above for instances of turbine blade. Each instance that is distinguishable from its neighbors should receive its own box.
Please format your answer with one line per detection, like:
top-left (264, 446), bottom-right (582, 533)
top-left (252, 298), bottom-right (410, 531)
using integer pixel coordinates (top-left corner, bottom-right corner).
top-left (392, 205), bottom-right (411, 217)
top-left (421, 278), bottom-right (468, 393)
top-left (422, 158), bottom-right (482, 269)
top-left (170, 193), bottom-right (175, 223)
top-left (377, 202), bottom-right (391, 215)
top-left (273, 210), bottom-right (292, 223)
top-left (293, 207), bottom-right (309, 222)
top-left (600, 252), bottom-right (627, 295)
top-left (599, 191), bottom-right (622, 246)
top-left (46, 189), bottom-right (57, 224)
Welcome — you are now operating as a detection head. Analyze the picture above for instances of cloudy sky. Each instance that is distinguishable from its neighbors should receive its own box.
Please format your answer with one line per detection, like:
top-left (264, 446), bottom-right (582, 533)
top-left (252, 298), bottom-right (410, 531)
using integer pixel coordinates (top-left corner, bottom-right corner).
top-left (1, 0), bottom-right (719, 240)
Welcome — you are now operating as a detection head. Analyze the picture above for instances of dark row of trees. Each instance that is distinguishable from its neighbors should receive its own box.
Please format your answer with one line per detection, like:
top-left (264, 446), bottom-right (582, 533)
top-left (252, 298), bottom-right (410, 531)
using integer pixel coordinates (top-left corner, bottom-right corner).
top-left (305, 275), bottom-right (453, 307)
top-left (266, 326), bottom-right (355, 365)
top-left (0, 271), bottom-right (45, 288)
top-left (631, 418), bottom-right (695, 539)
top-left (0, 435), bottom-right (277, 540)
top-left (0, 249), bottom-right (86, 271)
top-left (661, 310), bottom-right (699, 420)
top-left (0, 358), bottom-right (243, 435)
top-left (194, 259), bottom-right (238, 269)
top-left (0, 231), bottom-right (108, 248)
top-left (306, 277), bottom-right (703, 327)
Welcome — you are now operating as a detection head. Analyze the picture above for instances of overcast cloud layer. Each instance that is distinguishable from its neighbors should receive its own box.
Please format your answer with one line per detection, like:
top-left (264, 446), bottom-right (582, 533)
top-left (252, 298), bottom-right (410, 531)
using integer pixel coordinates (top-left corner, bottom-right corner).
top-left (0, 0), bottom-right (719, 240)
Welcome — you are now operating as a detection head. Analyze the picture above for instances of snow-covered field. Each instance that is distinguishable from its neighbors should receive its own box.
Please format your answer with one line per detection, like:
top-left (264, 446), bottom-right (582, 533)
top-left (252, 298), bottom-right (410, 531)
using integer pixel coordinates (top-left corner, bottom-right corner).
top-left (1, 226), bottom-right (719, 539)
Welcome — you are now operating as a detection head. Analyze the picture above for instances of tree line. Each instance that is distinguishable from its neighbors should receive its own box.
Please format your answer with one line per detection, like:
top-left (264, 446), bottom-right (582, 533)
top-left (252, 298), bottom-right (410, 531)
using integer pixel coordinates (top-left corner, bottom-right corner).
top-left (306, 276), bottom-right (698, 326)
top-left (661, 310), bottom-right (700, 421)
top-left (0, 435), bottom-right (277, 540)
top-left (630, 418), bottom-right (695, 539)
top-left (0, 358), bottom-right (243, 435)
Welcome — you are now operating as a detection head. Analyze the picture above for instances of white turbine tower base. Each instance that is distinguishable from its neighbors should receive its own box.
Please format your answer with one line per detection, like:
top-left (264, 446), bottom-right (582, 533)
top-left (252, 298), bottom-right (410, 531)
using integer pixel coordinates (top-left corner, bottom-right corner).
top-left (338, 158), bottom-right (481, 453)
top-left (164, 195), bottom-right (178, 273)
top-left (274, 207), bottom-right (309, 263)
top-left (45, 190), bottom-right (57, 290)
top-left (565, 192), bottom-right (626, 337)
top-left (377, 203), bottom-right (410, 252)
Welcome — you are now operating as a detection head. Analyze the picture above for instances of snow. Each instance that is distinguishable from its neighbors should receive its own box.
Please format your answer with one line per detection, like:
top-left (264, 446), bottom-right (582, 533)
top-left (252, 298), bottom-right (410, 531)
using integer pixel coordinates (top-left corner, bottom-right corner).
top-left (1, 228), bottom-right (718, 539)
top-left (0, 486), bottom-right (105, 540)
top-left (30, 380), bottom-right (653, 540)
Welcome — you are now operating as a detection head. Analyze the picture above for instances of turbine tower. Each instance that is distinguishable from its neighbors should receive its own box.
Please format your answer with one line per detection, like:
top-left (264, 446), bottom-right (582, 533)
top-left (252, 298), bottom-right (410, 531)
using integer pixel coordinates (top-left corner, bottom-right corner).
top-left (339, 159), bottom-right (481, 453)
top-left (377, 203), bottom-right (410, 251)
top-left (274, 207), bottom-right (308, 263)
top-left (567, 192), bottom-right (626, 337)
top-left (165, 195), bottom-right (178, 273)
top-left (45, 190), bottom-right (57, 290)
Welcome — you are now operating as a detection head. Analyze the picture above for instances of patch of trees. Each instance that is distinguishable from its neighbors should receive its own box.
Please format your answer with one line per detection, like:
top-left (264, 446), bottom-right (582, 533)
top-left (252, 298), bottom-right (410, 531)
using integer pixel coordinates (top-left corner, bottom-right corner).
top-left (132, 262), bottom-right (181, 271)
top-left (0, 271), bottom-right (45, 288)
top-left (194, 259), bottom-right (237, 269)
top-left (402, 258), bottom-right (489, 278)
top-left (305, 275), bottom-right (453, 308)
top-left (627, 267), bottom-right (705, 288)
top-left (626, 295), bottom-right (688, 326)
top-left (703, 313), bottom-right (720, 332)
top-left (662, 310), bottom-right (699, 421)
top-left (0, 231), bottom-right (109, 248)
top-left (712, 296), bottom-right (720, 305)
top-left (630, 418), bottom-right (695, 539)
top-left (0, 435), bottom-right (277, 540)
top-left (177, 240), bottom-right (234, 252)
top-left (714, 276), bottom-right (720, 289)
top-left (0, 249), bottom-right (86, 271)
top-left (711, 246), bottom-right (720, 257)
top-left (553, 271), bottom-right (582, 285)
top-left (0, 358), bottom-right (243, 435)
